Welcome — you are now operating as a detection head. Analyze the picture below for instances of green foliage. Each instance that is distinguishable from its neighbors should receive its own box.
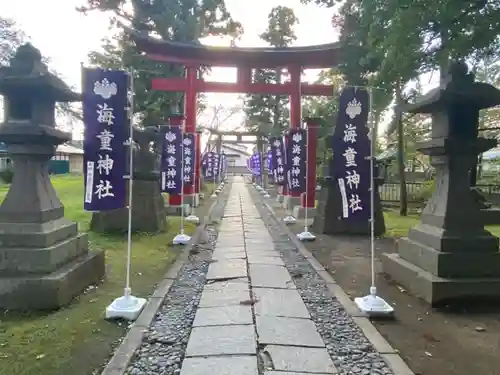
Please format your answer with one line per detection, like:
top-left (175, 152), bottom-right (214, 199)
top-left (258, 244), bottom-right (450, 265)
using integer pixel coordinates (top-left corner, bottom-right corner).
top-left (80, 0), bottom-right (242, 125)
top-left (408, 179), bottom-right (435, 203)
top-left (302, 69), bottom-right (344, 161)
top-left (304, 0), bottom-right (500, 89)
top-left (0, 17), bottom-right (80, 124)
top-left (0, 17), bottom-right (26, 66)
top-left (244, 6), bottom-right (298, 135)
top-left (475, 59), bottom-right (500, 139)
top-left (0, 165), bottom-right (14, 183)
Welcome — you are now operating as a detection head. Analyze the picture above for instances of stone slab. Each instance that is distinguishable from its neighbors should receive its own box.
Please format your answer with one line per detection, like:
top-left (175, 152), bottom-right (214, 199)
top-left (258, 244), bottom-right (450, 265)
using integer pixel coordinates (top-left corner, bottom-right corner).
top-left (199, 289), bottom-right (251, 308)
top-left (256, 316), bottom-right (324, 348)
top-left (246, 250), bottom-right (280, 257)
top-left (180, 356), bottom-right (258, 375)
top-left (213, 246), bottom-right (246, 252)
top-left (253, 288), bottom-right (309, 318)
top-left (203, 279), bottom-right (249, 292)
top-left (247, 256), bottom-right (284, 266)
top-left (211, 252), bottom-right (247, 260)
top-left (217, 237), bottom-right (245, 243)
top-left (249, 264), bottom-right (296, 289)
top-left (207, 259), bottom-right (248, 280)
top-left (185, 325), bottom-right (256, 357)
top-left (245, 244), bottom-right (274, 252)
top-left (193, 305), bottom-right (253, 326)
top-left (216, 239), bottom-right (245, 247)
top-left (264, 345), bottom-right (336, 373)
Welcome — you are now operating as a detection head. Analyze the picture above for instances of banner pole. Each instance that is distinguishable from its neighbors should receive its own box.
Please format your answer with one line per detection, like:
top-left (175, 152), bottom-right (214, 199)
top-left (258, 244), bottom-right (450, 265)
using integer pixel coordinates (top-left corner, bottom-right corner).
top-left (173, 126), bottom-right (191, 245)
top-left (180, 129), bottom-right (185, 235)
top-left (211, 152), bottom-right (217, 198)
top-left (124, 71), bottom-right (134, 298)
top-left (186, 133), bottom-right (200, 224)
top-left (297, 127), bottom-right (315, 241)
top-left (304, 129), bottom-right (309, 233)
top-left (283, 131), bottom-right (296, 224)
top-left (105, 68), bottom-right (146, 321)
top-left (353, 86), bottom-right (394, 318)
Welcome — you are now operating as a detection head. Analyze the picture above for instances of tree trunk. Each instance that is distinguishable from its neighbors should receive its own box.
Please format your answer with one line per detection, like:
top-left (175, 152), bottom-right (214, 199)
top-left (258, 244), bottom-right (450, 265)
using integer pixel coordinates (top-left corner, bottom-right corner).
top-left (395, 83), bottom-right (408, 216)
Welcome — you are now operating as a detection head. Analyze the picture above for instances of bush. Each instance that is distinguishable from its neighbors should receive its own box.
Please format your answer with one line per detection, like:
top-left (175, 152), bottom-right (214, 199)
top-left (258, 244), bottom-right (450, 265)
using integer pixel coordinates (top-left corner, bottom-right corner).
top-left (408, 179), bottom-right (435, 203)
top-left (0, 166), bottom-right (14, 184)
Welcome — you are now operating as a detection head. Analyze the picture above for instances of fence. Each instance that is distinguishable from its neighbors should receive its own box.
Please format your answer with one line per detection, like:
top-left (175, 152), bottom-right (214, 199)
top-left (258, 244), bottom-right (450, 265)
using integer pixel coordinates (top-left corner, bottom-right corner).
top-left (379, 182), bottom-right (500, 203)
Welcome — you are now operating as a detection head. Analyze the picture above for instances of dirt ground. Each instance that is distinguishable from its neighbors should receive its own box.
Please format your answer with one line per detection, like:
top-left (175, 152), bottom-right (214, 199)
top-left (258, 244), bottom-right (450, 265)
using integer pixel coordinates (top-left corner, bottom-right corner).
top-left (267, 190), bottom-right (500, 375)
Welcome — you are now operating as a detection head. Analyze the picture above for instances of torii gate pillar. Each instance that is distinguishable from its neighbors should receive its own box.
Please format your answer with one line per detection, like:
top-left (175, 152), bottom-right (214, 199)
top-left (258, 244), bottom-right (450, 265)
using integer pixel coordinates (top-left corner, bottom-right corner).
top-left (284, 65), bottom-right (317, 215)
top-left (168, 66), bottom-right (201, 208)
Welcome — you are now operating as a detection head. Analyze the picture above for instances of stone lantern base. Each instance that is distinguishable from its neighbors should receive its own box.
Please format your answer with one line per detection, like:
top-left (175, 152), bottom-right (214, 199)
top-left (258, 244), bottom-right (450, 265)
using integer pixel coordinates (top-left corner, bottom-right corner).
top-left (382, 227), bottom-right (500, 306)
top-left (0, 222), bottom-right (105, 310)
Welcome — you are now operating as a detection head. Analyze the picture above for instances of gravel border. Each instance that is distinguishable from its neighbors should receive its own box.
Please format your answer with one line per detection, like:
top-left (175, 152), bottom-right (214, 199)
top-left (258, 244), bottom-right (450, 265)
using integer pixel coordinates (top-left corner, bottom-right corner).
top-left (248, 186), bottom-right (414, 375)
top-left (126, 225), bottom-right (217, 375)
top-left (101, 187), bottom-right (229, 375)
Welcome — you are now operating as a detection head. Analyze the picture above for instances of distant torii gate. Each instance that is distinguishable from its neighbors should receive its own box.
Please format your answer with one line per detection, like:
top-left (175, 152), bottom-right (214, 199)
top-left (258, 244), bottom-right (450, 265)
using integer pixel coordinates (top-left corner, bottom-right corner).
top-left (207, 130), bottom-right (266, 177)
top-left (130, 32), bottom-right (340, 210)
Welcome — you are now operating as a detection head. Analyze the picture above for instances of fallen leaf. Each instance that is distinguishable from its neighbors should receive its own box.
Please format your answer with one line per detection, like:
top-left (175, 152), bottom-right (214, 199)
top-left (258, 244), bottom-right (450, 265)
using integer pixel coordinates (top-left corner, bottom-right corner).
top-left (423, 333), bottom-right (439, 343)
top-left (240, 299), bottom-right (259, 306)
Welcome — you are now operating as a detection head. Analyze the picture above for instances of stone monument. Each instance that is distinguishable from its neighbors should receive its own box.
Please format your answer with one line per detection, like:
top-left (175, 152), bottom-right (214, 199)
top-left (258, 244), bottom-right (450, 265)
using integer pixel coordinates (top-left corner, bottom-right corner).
top-left (90, 126), bottom-right (167, 233)
top-left (0, 44), bottom-right (105, 310)
top-left (382, 62), bottom-right (500, 305)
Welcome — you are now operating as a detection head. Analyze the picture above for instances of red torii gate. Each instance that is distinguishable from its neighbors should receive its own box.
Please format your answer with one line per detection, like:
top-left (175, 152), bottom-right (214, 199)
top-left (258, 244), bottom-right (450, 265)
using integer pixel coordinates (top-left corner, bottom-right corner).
top-left (130, 32), bottom-right (341, 210)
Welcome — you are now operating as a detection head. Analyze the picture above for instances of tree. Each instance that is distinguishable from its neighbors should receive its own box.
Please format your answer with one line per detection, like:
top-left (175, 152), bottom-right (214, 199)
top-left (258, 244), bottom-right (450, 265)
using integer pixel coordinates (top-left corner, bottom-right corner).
top-left (0, 17), bottom-right (80, 131)
top-left (471, 57), bottom-right (500, 182)
top-left (79, 0), bottom-right (242, 125)
top-left (302, 69), bottom-right (344, 167)
top-left (244, 6), bottom-right (298, 135)
top-left (0, 17), bottom-right (25, 66)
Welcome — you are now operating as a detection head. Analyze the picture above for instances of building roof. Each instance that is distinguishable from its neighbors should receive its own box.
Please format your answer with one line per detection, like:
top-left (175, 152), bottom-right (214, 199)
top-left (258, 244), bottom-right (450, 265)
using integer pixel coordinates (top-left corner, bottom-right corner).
top-left (57, 144), bottom-right (84, 155)
top-left (0, 142), bottom-right (83, 155)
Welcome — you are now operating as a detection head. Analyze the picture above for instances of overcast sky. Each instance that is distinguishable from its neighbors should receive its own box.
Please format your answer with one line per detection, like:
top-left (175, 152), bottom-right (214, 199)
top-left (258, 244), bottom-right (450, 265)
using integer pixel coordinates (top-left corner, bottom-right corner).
top-left (3, 0), bottom-right (345, 139)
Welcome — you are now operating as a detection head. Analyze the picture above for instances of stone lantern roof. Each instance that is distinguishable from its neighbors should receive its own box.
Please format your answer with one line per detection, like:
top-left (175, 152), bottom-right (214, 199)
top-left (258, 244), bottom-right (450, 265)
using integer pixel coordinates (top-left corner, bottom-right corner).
top-left (401, 61), bottom-right (500, 114)
top-left (0, 43), bottom-right (80, 102)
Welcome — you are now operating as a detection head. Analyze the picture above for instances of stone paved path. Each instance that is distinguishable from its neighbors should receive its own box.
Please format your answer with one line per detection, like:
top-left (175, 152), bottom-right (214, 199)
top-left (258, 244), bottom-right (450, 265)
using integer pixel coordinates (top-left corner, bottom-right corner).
top-left (179, 180), bottom-right (337, 375)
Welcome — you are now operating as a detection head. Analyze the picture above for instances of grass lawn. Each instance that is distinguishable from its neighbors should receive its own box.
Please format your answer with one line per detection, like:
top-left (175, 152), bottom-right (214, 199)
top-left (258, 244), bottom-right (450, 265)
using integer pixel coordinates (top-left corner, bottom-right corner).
top-left (384, 209), bottom-right (500, 238)
top-left (0, 174), bottom-right (197, 375)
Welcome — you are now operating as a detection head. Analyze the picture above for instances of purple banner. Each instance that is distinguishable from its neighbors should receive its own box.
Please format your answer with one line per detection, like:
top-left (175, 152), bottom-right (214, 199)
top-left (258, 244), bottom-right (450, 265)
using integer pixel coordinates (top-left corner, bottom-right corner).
top-left (267, 148), bottom-right (273, 176)
top-left (251, 152), bottom-right (261, 176)
top-left (332, 87), bottom-right (371, 222)
top-left (270, 136), bottom-right (286, 185)
top-left (204, 152), bottom-right (218, 179)
top-left (288, 129), bottom-right (307, 193)
top-left (83, 68), bottom-right (128, 211)
top-left (212, 152), bottom-right (220, 178)
top-left (201, 152), bottom-right (208, 176)
top-left (182, 133), bottom-right (195, 186)
top-left (161, 126), bottom-right (183, 194)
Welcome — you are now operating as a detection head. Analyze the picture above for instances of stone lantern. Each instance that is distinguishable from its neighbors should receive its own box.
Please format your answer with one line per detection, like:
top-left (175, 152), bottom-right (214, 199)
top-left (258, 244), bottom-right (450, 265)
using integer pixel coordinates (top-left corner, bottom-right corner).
top-left (0, 44), bottom-right (105, 310)
top-left (382, 62), bottom-right (500, 305)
